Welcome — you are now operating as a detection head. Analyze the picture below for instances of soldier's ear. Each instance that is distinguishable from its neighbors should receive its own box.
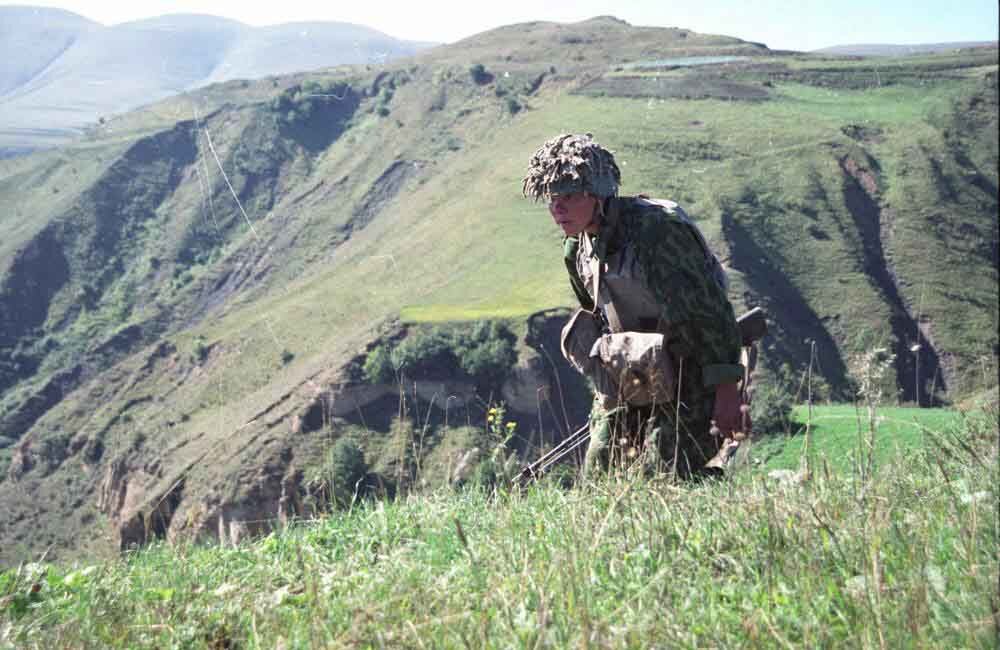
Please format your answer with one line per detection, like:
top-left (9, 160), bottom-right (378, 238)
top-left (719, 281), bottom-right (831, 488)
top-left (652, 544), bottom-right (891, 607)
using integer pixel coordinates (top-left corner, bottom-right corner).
top-left (592, 195), bottom-right (605, 217)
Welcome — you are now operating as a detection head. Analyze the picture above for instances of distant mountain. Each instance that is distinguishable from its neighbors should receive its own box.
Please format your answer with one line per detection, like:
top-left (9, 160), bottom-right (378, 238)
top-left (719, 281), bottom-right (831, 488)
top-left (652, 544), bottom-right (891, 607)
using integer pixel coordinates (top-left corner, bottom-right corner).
top-left (0, 7), bottom-right (436, 155)
top-left (204, 21), bottom-right (436, 83)
top-left (813, 41), bottom-right (997, 56)
top-left (0, 6), bottom-right (99, 96)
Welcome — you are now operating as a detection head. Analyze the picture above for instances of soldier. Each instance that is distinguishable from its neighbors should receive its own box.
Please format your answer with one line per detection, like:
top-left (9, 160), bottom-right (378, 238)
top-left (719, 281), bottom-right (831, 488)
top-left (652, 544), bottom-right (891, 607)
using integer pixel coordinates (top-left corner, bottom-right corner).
top-left (523, 133), bottom-right (747, 477)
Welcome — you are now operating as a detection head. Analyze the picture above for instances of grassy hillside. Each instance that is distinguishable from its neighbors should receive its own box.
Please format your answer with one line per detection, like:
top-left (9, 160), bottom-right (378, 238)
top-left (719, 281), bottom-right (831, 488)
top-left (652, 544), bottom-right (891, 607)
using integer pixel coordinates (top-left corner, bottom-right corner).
top-left (1, 405), bottom-right (995, 647)
top-left (0, 19), bottom-right (996, 563)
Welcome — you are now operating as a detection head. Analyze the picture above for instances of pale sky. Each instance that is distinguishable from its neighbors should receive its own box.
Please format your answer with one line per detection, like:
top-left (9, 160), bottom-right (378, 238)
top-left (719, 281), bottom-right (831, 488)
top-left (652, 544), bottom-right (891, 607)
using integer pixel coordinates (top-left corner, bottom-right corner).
top-left (5, 0), bottom-right (999, 51)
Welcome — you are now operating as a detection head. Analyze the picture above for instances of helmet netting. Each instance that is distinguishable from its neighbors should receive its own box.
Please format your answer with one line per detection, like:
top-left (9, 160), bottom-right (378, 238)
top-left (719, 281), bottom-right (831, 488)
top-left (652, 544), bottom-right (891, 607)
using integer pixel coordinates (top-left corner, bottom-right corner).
top-left (522, 133), bottom-right (621, 201)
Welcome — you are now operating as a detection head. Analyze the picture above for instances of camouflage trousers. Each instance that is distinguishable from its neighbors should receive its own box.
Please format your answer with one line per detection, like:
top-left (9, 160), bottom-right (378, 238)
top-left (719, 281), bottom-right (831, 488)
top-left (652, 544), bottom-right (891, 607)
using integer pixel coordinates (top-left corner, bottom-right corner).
top-left (583, 376), bottom-right (721, 478)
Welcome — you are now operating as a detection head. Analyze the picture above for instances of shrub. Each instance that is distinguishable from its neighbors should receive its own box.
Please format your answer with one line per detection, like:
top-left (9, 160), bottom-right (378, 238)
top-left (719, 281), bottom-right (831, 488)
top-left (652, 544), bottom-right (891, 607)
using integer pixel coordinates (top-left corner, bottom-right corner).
top-left (192, 337), bottom-right (209, 364)
top-left (454, 321), bottom-right (517, 386)
top-left (321, 438), bottom-right (367, 508)
top-left (271, 81), bottom-right (353, 127)
top-left (76, 283), bottom-right (98, 310)
top-left (751, 365), bottom-right (795, 435)
top-left (362, 345), bottom-right (395, 384)
top-left (390, 328), bottom-right (452, 373)
top-left (469, 63), bottom-right (493, 85)
top-left (367, 321), bottom-right (518, 388)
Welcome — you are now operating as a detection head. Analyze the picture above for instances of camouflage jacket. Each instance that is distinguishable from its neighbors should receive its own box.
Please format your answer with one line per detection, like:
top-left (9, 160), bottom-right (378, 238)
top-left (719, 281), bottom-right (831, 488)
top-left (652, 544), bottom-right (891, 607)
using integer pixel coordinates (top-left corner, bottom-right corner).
top-left (564, 196), bottom-right (743, 388)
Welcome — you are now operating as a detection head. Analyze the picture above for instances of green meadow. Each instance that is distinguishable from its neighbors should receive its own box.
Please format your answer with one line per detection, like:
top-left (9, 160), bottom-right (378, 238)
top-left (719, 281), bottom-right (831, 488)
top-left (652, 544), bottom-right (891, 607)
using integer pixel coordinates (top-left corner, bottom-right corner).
top-left (755, 404), bottom-right (967, 470)
top-left (1, 402), bottom-right (995, 648)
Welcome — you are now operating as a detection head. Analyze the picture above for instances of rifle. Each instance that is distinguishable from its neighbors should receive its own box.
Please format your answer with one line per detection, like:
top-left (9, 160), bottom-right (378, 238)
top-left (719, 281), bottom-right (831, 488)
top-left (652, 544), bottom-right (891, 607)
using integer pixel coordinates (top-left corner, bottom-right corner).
top-left (515, 308), bottom-right (768, 485)
top-left (514, 422), bottom-right (590, 486)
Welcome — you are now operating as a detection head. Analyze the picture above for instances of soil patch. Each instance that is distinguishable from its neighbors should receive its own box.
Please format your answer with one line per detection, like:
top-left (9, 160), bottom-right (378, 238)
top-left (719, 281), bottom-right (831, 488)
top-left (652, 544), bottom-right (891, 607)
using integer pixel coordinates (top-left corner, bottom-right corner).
top-left (575, 74), bottom-right (770, 100)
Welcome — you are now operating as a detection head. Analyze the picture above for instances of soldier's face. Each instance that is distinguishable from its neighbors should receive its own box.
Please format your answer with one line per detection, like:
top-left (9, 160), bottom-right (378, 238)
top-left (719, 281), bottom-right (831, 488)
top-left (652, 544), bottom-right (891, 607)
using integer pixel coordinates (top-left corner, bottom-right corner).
top-left (548, 192), bottom-right (600, 236)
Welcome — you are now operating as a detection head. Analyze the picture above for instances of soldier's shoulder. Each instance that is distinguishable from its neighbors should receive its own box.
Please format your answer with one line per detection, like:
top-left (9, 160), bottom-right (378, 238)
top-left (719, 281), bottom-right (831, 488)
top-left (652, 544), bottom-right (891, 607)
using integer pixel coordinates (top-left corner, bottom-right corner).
top-left (620, 195), bottom-right (689, 226)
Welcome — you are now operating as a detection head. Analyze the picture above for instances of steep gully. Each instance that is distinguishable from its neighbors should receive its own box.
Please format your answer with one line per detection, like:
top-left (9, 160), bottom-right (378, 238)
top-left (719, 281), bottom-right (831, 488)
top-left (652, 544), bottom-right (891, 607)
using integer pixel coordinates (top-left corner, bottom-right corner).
top-left (0, 122), bottom-right (198, 440)
top-left (839, 156), bottom-right (946, 404)
top-left (723, 213), bottom-right (852, 397)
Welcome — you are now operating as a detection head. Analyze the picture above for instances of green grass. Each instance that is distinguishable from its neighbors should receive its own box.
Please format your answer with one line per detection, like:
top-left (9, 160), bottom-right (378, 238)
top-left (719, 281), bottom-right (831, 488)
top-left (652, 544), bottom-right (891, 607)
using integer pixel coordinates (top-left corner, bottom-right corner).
top-left (1, 405), bottom-right (995, 647)
top-left (753, 405), bottom-right (965, 471)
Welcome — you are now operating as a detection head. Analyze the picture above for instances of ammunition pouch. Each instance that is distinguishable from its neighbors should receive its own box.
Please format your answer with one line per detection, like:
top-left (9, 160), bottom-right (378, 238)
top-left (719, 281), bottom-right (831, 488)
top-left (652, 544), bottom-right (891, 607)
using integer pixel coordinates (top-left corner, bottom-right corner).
top-left (560, 309), bottom-right (676, 407)
top-left (560, 309), bottom-right (618, 404)
top-left (590, 331), bottom-right (676, 406)
top-left (562, 307), bottom-right (769, 413)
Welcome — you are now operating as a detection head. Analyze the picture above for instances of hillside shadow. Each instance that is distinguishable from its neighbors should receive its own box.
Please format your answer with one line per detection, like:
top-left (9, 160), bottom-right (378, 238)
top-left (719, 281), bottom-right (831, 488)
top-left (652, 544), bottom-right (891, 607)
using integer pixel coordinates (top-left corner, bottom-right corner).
top-left (278, 87), bottom-right (361, 153)
top-left (722, 212), bottom-right (851, 398)
top-left (839, 157), bottom-right (947, 404)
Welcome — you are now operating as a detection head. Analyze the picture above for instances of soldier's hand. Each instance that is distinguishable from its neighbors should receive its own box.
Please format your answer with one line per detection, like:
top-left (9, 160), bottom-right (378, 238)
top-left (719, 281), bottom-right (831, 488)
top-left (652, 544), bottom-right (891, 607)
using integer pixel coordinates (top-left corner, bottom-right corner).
top-left (711, 381), bottom-right (744, 436)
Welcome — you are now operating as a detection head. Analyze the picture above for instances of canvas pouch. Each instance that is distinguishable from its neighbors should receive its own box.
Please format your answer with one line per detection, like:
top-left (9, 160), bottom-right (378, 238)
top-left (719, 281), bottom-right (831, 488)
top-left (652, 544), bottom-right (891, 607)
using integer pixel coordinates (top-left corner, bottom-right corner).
top-left (561, 309), bottom-right (676, 406)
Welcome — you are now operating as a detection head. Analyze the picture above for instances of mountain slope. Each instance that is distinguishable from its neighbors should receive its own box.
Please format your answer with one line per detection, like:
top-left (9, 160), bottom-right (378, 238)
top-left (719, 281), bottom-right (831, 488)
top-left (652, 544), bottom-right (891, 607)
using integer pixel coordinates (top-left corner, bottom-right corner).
top-left (0, 6), bottom-right (99, 97)
top-left (0, 20), bottom-right (995, 563)
top-left (0, 9), bottom-right (434, 156)
top-left (204, 22), bottom-right (431, 83)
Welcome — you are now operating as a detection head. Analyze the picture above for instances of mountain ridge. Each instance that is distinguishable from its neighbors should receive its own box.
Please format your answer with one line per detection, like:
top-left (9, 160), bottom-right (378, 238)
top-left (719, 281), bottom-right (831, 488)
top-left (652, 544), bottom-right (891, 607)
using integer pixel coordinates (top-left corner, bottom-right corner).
top-left (0, 6), bottom-right (436, 155)
top-left (814, 41), bottom-right (998, 56)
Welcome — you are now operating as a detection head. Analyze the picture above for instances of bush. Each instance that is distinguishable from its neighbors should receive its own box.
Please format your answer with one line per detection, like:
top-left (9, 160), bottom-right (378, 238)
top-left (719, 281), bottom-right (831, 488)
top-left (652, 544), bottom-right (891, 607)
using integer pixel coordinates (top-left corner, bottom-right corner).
top-left (364, 322), bottom-right (517, 388)
top-left (454, 321), bottom-right (517, 385)
top-left (192, 337), bottom-right (209, 364)
top-left (390, 328), bottom-right (453, 373)
top-left (321, 438), bottom-right (367, 507)
top-left (751, 367), bottom-right (795, 435)
top-left (469, 64), bottom-right (493, 85)
top-left (270, 81), bottom-right (353, 127)
top-left (362, 345), bottom-right (395, 384)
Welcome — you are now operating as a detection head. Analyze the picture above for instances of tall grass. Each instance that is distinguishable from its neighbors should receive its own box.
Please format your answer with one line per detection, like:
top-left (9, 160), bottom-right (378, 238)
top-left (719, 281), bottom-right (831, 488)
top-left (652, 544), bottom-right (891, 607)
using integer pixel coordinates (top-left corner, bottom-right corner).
top-left (1, 403), bottom-right (995, 648)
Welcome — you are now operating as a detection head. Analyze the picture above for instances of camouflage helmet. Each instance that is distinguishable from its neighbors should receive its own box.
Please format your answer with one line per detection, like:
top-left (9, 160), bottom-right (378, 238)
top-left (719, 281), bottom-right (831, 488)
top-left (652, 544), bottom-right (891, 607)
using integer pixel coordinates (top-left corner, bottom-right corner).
top-left (522, 133), bottom-right (621, 201)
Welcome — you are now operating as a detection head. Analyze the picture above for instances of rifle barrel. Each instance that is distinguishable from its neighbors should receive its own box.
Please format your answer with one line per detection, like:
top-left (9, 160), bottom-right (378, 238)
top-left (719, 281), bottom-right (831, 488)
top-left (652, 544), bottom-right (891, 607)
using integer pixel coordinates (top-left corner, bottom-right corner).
top-left (516, 423), bottom-right (590, 485)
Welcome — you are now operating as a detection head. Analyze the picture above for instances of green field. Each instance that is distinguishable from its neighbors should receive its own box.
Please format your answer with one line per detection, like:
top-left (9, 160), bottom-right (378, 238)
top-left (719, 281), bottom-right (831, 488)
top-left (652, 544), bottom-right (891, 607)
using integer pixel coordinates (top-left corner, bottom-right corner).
top-left (755, 404), bottom-right (966, 470)
top-left (1, 403), bottom-right (995, 648)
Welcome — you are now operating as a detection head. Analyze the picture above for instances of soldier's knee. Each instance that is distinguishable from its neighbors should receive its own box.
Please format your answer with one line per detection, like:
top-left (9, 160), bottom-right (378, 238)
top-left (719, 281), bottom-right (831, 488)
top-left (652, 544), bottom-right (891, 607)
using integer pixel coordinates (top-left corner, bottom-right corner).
top-left (583, 441), bottom-right (610, 477)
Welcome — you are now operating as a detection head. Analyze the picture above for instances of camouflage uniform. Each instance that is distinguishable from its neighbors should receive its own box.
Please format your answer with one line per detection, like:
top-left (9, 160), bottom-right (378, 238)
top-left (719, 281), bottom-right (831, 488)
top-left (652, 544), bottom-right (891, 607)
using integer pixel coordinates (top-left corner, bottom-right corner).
top-left (524, 134), bottom-right (743, 477)
top-left (566, 198), bottom-right (743, 476)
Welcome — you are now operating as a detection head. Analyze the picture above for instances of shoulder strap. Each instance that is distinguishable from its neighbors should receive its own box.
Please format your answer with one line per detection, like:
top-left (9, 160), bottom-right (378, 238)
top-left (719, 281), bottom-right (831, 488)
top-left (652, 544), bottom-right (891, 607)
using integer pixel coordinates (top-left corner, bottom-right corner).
top-left (636, 197), bottom-right (729, 292)
top-left (563, 236), bottom-right (595, 311)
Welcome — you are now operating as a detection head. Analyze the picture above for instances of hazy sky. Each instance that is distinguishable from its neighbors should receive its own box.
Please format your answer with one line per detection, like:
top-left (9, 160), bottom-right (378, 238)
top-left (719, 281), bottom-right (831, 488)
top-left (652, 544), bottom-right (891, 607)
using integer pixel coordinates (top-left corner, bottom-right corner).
top-left (7, 1), bottom-right (999, 51)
